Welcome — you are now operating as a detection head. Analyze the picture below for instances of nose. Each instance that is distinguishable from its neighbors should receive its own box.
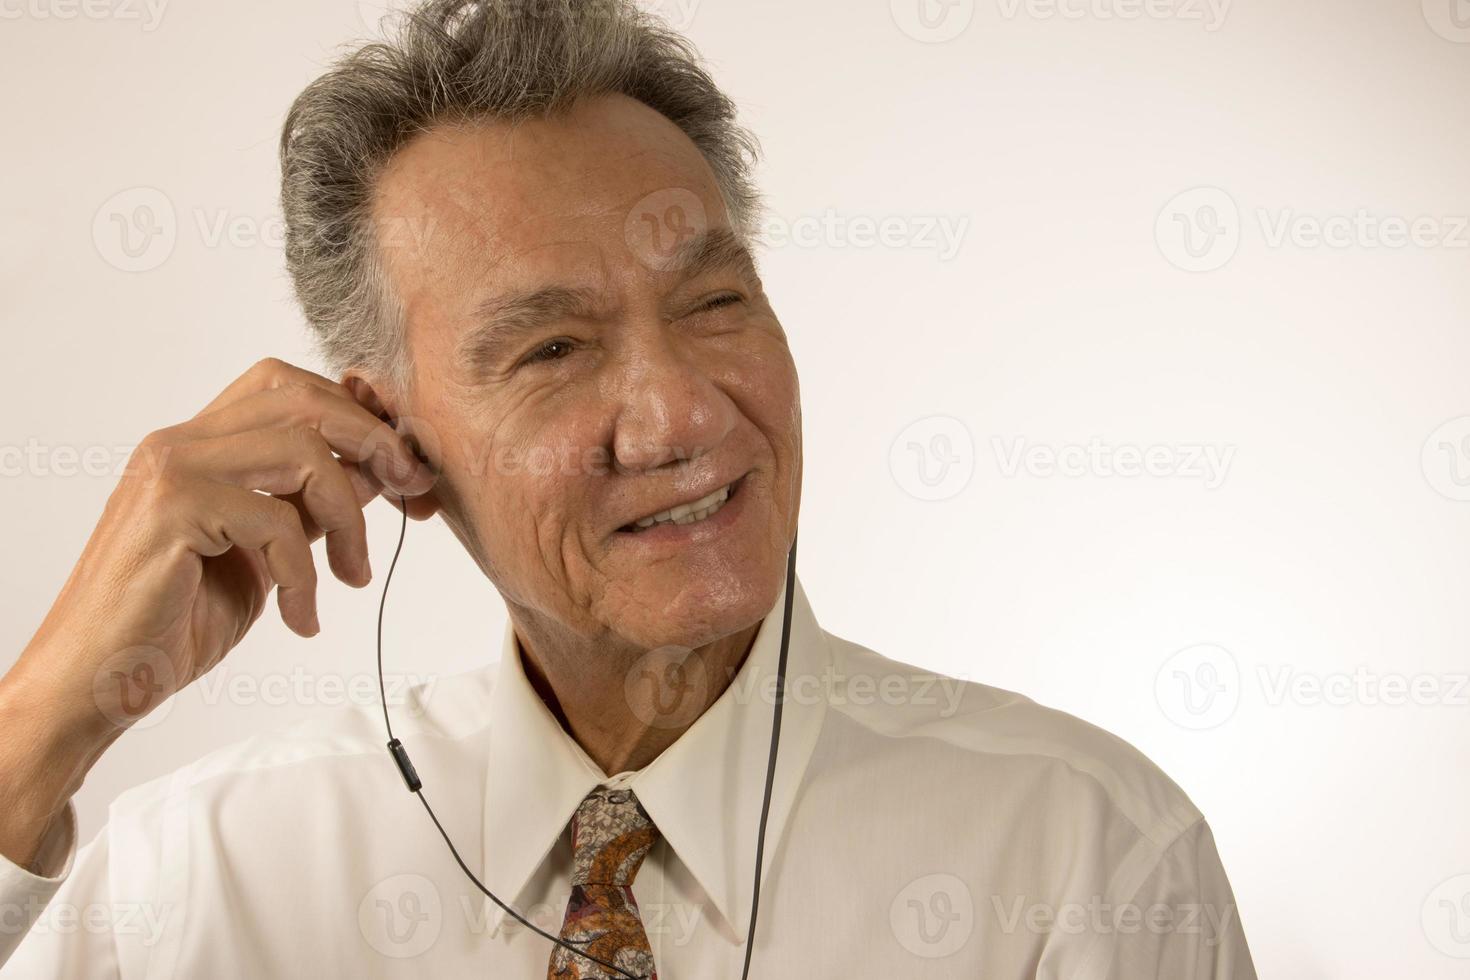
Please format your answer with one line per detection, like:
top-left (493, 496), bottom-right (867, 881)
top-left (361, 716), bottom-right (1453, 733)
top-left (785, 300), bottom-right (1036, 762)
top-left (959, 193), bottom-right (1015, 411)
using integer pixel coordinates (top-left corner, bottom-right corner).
top-left (610, 335), bottom-right (737, 474)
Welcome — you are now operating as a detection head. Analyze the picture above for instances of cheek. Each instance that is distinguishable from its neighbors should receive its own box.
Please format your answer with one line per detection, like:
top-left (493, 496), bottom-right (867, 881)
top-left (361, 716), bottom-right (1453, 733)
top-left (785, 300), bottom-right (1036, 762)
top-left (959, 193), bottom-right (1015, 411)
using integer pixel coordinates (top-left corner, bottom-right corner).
top-left (730, 344), bottom-right (802, 528)
top-left (720, 343), bottom-right (801, 451)
top-left (477, 419), bottom-right (609, 548)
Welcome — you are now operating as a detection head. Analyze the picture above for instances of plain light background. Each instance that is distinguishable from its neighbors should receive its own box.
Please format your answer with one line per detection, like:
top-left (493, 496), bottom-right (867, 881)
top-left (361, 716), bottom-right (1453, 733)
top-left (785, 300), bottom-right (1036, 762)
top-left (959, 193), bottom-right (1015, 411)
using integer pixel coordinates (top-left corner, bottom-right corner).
top-left (3, 0), bottom-right (1469, 976)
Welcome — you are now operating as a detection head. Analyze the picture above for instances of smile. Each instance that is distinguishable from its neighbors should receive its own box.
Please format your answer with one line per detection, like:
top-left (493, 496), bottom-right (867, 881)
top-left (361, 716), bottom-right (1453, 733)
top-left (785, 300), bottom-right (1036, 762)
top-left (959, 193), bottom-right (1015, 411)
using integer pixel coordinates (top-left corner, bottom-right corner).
top-left (619, 478), bottom-right (741, 533)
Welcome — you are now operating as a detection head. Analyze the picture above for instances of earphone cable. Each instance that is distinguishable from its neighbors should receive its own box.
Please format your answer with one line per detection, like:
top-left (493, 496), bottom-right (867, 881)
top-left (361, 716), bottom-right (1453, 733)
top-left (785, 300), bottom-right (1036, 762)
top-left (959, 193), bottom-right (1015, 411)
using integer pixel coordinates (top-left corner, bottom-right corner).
top-left (377, 494), bottom-right (643, 980)
top-left (377, 491), bottom-right (796, 980)
top-left (739, 528), bottom-right (796, 980)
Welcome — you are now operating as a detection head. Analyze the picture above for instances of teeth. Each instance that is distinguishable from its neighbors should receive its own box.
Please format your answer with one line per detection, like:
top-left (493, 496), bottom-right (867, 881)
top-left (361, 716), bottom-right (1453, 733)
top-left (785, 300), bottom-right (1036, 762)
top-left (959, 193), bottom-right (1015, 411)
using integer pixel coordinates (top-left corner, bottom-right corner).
top-left (633, 483), bottom-right (731, 530)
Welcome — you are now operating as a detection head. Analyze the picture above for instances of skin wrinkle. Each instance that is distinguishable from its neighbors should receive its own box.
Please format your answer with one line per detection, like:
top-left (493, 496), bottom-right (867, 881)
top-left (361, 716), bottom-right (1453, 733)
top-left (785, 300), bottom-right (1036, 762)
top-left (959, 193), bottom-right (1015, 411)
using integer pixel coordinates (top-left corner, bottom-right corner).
top-left (455, 244), bottom-right (618, 386)
top-left (456, 229), bottom-right (755, 384)
top-left (351, 93), bottom-right (800, 775)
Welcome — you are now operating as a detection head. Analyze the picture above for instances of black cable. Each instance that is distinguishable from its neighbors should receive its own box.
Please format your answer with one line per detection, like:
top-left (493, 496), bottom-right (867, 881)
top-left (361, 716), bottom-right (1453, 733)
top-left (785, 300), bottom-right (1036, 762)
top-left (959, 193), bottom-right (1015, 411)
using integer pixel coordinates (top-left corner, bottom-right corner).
top-left (377, 490), bottom-right (798, 980)
top-left (377, 494), bottom-right (641, 980)
top-left (740, 528), bottom-right (797, 980)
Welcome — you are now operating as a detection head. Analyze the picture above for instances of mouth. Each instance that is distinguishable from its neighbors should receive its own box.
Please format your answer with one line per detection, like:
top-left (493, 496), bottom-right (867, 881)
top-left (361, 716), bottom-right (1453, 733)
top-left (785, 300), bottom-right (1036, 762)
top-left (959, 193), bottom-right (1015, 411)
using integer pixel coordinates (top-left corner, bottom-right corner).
top-left (617, 474), bottom-right (746, 535)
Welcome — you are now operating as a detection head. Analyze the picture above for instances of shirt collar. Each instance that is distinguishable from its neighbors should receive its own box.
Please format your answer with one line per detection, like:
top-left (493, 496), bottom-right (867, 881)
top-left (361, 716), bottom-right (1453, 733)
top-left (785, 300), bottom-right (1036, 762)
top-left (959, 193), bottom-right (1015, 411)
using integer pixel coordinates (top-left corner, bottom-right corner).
top-left (481, 570), bottom-right (829, 940)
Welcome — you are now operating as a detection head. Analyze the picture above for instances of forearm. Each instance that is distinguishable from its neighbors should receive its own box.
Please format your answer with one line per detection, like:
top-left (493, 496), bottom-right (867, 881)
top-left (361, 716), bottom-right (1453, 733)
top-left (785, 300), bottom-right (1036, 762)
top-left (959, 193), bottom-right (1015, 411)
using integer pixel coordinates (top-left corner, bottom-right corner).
top-left (0, 662), bottom-right (115, 872)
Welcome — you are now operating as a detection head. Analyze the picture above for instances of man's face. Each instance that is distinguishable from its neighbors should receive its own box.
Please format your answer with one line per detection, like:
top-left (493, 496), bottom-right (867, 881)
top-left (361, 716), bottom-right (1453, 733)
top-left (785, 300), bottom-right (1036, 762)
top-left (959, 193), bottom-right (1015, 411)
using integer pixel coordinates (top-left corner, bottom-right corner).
top-left (369, 94), bottom-right (801, 652)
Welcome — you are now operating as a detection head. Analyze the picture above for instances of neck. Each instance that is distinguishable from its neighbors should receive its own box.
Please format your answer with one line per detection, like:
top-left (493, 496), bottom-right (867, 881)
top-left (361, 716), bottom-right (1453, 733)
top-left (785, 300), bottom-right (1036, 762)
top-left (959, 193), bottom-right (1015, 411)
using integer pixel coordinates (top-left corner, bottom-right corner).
top-left (512, 611), bottom-right (762, 776)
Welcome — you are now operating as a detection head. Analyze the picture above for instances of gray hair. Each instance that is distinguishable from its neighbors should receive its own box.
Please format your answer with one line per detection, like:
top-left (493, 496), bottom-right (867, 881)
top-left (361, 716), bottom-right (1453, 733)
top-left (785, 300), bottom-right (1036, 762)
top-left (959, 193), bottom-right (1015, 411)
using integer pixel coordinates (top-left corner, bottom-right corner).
top-left (279, 0), bottom-right (761, 394)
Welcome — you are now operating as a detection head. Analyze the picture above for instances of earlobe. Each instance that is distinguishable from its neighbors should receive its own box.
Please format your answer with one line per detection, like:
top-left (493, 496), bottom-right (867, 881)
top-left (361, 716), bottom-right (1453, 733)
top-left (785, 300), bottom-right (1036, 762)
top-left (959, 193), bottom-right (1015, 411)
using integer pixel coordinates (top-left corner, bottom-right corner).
top-left (398, 491), bottom-right (442, 522)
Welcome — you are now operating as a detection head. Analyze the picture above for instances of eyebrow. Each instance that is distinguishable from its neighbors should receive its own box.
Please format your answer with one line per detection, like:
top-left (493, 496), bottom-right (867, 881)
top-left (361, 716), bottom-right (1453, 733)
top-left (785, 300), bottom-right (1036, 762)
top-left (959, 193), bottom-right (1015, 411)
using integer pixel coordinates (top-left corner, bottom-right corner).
top-left (454, 228), bottom-right (759, 376)
top-left (666, 227), bottom-right (760, 283)
top-left (456, 285), bottom-right (602, 376)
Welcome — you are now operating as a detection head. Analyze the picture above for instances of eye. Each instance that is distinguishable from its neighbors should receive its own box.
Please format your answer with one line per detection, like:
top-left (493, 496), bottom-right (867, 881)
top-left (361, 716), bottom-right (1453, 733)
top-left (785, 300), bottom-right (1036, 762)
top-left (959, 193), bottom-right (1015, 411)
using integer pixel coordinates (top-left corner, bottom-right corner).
top-left (522, 338), bottom-right (577, 366)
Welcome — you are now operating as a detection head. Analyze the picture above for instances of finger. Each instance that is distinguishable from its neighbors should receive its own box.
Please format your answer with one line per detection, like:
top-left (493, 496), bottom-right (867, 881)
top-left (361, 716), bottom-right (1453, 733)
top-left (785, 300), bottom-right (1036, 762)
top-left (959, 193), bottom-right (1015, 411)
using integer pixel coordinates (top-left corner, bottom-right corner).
top-left (343, 457), bottom-right (385, 508)
top-left (194, 357), bottom-right (350, 420)
top-left (179, 485), bottom-right (320, 637)
top-left (171, 427), bottom-right (373, 589)
top-left (277, 459), bottom-right (382, 549)
top-left (179, 383), bottom-right (435, 497)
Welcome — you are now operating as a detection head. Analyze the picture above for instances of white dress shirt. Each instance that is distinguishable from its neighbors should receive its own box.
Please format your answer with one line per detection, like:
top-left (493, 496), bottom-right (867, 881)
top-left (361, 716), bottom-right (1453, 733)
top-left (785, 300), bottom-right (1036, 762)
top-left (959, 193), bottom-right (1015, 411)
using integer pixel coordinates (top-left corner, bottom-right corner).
top-left (0, 574), bottom-right (1257, 978)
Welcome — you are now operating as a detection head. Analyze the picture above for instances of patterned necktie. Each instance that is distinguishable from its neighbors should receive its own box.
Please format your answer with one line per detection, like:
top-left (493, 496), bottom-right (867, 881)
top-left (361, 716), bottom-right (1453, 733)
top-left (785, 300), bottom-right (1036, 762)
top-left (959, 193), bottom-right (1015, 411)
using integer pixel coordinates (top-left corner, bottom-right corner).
top-left (547, 786), bottom-right (660, 980)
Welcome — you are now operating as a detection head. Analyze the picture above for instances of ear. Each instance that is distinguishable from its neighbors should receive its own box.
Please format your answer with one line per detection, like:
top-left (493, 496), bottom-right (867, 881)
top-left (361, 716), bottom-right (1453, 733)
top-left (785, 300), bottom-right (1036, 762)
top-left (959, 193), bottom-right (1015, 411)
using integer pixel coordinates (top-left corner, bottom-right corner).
top-left (341, 370), bottom-right (443, 523)
top-left (342, 373), bottom-right (388, 419)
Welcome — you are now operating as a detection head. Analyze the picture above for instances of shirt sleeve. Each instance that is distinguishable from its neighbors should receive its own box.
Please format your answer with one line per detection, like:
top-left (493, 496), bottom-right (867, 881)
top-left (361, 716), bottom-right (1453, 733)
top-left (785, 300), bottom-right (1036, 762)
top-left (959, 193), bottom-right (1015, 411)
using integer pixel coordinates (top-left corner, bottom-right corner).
top-left (1098, 819), bottom-right (1258, 980)
top-left (0, 801), bottom-right (120, 977)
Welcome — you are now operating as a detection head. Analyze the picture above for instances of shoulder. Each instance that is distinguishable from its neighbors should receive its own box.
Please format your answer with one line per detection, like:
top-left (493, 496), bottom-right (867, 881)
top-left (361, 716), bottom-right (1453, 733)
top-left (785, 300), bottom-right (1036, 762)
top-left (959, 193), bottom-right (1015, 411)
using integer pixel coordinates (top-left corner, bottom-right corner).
top-left (102, 661), bottom-right (499, 829)
top-left (818, 630), bottom-right (1203, 846)
top-left (56, 665), bottom-right (500, 973)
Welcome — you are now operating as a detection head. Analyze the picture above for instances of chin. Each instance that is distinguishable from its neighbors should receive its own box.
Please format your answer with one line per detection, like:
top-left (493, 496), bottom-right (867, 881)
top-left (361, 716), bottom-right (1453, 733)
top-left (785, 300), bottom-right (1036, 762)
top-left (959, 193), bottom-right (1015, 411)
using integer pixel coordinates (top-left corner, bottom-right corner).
top-left (612, 558), bottom-right (785, 651)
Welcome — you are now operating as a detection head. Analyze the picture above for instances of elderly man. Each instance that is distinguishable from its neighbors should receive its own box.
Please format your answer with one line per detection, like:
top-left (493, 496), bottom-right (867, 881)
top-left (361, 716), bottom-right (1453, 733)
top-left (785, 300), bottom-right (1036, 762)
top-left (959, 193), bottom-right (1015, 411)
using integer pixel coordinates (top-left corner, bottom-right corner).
top-left (0, 1), bottom-right (1257, 977)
